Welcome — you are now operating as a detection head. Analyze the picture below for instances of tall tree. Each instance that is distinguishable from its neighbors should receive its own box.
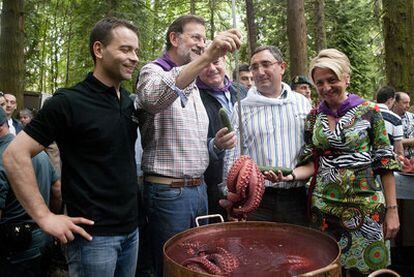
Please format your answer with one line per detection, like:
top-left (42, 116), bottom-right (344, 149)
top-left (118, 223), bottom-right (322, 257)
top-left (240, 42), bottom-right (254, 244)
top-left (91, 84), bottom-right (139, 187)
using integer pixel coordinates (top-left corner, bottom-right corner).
top-left (0, 0), bottom-right (25, 107)
top-left (287, 0), bottom-right (308, 78)
top-left (190, 0), bottom-right (196, 14)
top-left (383, 0), bottom-right (414, 93)
top-left (314, 0), bottom-right (326, 52)
top-left (245, 0), bottom-right (258, 56)
top-left (208, 0), bottom-right (215, 40)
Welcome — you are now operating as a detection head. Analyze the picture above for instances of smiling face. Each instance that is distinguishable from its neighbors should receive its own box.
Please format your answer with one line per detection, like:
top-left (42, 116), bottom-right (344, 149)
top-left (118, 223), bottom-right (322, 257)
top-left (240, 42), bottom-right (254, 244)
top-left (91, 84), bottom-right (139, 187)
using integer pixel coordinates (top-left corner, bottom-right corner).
top-left (199, 57), bottom-right (226, 89)
top-left (174, 22), bottom-right (206, 65)
top-left (312, 67), bottom-right (349, 108)
top-left (95, 26), bottom-right (139, 83)
top-left (250, 49), bottom-right (286, 97)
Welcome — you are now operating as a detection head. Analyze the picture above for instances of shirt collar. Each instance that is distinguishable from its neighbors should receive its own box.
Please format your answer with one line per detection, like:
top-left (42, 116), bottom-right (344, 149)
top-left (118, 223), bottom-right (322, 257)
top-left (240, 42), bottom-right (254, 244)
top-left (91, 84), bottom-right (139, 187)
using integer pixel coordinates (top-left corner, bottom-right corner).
top-left (377, 103), bottom-right (389, 110)
top-left (85, 72), bottom-right (122, 95)
top-left (256, 82), bottom-right (289, 99)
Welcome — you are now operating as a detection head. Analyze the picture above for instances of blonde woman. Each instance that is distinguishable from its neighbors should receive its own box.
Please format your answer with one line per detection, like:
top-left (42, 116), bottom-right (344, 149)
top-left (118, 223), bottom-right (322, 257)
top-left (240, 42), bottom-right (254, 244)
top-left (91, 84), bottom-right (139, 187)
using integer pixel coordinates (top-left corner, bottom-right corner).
top-left (269, 49), bottom-right (400, 275)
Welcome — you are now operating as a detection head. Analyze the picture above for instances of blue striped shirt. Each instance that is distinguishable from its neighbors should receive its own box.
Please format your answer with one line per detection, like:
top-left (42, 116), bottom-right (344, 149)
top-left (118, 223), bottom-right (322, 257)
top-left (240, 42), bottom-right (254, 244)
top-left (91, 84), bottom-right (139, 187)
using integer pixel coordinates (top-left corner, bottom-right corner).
top-left (222, 83), bottom-right (312, 190)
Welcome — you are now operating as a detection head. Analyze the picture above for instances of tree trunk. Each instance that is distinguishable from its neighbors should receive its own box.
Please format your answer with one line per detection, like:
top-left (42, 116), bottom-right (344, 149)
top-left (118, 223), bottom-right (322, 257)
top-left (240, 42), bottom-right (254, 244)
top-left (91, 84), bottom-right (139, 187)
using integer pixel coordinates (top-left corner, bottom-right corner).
top-left (65, 15), bottom-right (72, 86)
top-left (209, 0), bottom-right (215, 40)
top-left (106, 0), bottom-right (116, 16)
top-left (151, 0), bottom-right (160, 54)
top-left (0, 0), bottom-right (25, 108)
top-left (383, 0), bottom-right (414, 94)
top-left (314, 0), bottom-right (326, 52)
top-left (287, 0), bottom-right (308, 78)
top-left (190, 0), bottom-right (196, 14)
top-left (245, 0), bottom-right (258, 56)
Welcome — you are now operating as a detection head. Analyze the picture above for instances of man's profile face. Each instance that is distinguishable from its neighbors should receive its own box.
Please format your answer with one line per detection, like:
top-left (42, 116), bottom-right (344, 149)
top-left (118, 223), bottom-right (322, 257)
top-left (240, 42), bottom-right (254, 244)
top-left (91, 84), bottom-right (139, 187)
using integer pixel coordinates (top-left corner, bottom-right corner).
top-left (239, 71), bottom-right (254, 89)
top-left (394, 93), bottom-right (411, 115)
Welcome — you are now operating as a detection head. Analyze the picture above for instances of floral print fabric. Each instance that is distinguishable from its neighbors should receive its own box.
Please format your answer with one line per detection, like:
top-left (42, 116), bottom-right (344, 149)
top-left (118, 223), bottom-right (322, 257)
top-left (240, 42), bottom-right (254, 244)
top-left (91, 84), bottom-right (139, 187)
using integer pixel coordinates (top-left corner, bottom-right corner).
top-left (299, 101), bottom-right (400, 273)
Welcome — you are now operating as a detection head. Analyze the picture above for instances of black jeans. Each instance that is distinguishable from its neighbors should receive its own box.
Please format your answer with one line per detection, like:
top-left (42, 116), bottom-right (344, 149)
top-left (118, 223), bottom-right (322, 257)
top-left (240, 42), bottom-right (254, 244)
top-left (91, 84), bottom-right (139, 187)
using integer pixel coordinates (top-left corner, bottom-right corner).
top-left (248, 186), bottom-right (309, 227)
top-left (0, 256), bottom-right (42, 277)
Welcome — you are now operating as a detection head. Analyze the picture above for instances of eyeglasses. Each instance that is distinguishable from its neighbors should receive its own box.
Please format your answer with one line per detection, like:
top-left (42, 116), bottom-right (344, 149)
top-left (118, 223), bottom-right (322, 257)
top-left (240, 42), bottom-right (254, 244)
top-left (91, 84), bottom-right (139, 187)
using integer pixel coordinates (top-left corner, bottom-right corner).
top-left (179, 32), bottom-right (206, 44)
top-left (249, 61), bottom-right (281, 72)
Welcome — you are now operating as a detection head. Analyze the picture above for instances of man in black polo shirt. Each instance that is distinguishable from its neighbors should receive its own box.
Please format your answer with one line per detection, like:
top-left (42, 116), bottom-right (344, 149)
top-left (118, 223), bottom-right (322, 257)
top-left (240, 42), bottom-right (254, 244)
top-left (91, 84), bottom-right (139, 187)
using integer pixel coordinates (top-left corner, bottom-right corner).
top-left (3, 17), bottom-right (140, 276)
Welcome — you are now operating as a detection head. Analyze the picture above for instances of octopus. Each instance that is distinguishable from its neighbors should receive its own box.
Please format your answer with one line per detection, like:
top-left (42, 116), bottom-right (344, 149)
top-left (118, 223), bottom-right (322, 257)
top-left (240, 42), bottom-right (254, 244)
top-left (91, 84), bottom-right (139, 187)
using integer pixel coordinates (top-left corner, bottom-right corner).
top-left (219, 155), bottom-right (265, 220)
top-left (181, 244), bottom-right (240, 276)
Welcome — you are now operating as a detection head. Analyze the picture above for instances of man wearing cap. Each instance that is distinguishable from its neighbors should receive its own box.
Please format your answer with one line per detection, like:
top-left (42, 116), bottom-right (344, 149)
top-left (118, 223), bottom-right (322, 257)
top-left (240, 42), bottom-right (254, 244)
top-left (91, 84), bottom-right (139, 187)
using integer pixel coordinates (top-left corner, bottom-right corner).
top-left (0, 107), bottom-right (61, 276)
top-left (291, 75), bottom-right (313, 100)
top-left (4, 93), bottom-right (23, 135)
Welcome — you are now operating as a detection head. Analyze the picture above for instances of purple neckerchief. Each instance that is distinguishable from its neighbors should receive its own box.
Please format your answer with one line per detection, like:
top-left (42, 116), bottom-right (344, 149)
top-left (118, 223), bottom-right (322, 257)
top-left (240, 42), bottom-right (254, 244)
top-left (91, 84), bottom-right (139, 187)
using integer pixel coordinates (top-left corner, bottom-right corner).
top-left (152, 52), bottom-right (177, 71)
top-left (318, 93), bottom-right (365, 118)
top-left (196, 76), bottom-right (232, 93)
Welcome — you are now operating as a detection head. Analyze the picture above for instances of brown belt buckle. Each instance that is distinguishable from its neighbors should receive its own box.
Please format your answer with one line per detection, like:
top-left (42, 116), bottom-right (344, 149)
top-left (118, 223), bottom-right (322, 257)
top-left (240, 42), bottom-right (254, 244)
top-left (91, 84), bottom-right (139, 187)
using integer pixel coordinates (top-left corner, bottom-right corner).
top-left (170, 178), bottom-right (201, 188)
top-left (170, 180), bottom-right (185, 188)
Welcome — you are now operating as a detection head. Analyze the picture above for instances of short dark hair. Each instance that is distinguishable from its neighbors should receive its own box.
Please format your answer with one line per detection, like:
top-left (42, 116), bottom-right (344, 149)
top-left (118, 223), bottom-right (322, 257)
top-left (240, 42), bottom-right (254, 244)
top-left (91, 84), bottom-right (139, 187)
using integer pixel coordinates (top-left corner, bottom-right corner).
top-left (232, 64), bottom-right (250, 80)
top-left (165, 15), bottom-right (205, 50)
top-left (89, 17), bottom-right (139, 63)
top-left (376, 85), bottom-right (395, 104)
top-left (251, 45), bottom-right (284, 62)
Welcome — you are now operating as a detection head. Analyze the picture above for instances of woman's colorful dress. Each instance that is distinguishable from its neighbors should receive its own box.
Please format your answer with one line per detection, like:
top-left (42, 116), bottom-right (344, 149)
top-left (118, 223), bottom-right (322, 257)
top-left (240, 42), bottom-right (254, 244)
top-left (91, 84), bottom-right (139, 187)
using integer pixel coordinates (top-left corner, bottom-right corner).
top-left (299, 101), bottom-right (400, 273)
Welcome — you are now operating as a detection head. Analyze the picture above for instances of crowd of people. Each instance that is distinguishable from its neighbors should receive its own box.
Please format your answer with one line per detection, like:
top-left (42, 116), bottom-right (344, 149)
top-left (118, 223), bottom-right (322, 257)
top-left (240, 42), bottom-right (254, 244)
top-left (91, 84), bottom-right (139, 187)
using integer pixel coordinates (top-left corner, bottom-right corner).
top-left (0, 13), bottom-right (409, 277)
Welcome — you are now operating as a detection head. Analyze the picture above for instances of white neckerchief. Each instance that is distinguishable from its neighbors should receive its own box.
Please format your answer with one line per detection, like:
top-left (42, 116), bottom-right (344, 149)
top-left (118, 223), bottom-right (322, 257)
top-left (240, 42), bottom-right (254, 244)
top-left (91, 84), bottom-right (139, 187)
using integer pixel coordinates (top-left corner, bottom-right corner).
top-left (8, 118), bottom-right (16, 135)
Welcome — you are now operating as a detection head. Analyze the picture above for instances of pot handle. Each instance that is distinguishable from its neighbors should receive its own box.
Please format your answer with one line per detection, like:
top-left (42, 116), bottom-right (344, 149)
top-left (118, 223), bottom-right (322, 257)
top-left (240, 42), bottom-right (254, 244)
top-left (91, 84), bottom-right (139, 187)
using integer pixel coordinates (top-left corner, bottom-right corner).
top-left (195, 214), bottom-right (224, 227)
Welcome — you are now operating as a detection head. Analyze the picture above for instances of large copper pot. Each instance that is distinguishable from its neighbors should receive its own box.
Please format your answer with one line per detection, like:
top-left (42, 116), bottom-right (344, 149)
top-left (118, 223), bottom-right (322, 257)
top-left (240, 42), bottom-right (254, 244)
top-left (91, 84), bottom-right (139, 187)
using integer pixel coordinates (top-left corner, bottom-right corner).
top-left (164, 220), bottom-right (341, 276)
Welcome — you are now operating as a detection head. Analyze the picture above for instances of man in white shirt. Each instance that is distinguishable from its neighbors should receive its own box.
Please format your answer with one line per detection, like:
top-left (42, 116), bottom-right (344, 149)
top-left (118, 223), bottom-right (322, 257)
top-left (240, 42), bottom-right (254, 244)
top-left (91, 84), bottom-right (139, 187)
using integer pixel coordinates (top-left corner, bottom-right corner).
top-left (392, 91), bottom-right (414, 157)
top-left (376, 86), bottom-right (404, 156)
top-left (4, 93), bottom-right (22, 135)
top-left (223, 46), bottom-right (311, 226)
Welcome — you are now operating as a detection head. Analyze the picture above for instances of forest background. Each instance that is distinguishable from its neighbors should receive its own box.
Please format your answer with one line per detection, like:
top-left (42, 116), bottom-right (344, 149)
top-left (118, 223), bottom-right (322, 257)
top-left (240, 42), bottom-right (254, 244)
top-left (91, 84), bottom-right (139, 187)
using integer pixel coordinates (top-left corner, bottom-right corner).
top-left (0, 0), bottom-right (413, 110)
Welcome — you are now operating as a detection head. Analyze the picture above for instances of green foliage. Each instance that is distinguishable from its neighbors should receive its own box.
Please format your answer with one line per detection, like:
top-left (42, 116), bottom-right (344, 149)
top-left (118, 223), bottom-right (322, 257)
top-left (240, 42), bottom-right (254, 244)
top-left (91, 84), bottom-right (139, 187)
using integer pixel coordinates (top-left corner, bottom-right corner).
top-left (252, 0), bottom-right (383, 99)
top-left (323, 0), bottom-right (383, 100)
top-left (14, 0), bottom-right (386, 99)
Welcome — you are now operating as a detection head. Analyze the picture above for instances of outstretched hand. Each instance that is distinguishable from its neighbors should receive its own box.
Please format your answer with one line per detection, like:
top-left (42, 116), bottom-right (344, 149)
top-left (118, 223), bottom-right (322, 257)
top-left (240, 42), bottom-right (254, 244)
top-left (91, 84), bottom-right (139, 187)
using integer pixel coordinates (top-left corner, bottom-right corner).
top-left (38, 213), bottom-right (94, 244)
top-left (206, 29), bottom-right (242, 61)
top-left (262, 170), bottom-right (293, 183)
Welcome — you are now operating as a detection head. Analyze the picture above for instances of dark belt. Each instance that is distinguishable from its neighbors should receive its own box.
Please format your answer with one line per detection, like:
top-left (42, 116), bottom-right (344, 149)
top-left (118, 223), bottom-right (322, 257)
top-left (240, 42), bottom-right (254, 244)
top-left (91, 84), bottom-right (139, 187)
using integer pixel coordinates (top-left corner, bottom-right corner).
top-left (144, 175), bottom-right (202, 188)
top-left (265, 186), bottom-right (306, 195)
